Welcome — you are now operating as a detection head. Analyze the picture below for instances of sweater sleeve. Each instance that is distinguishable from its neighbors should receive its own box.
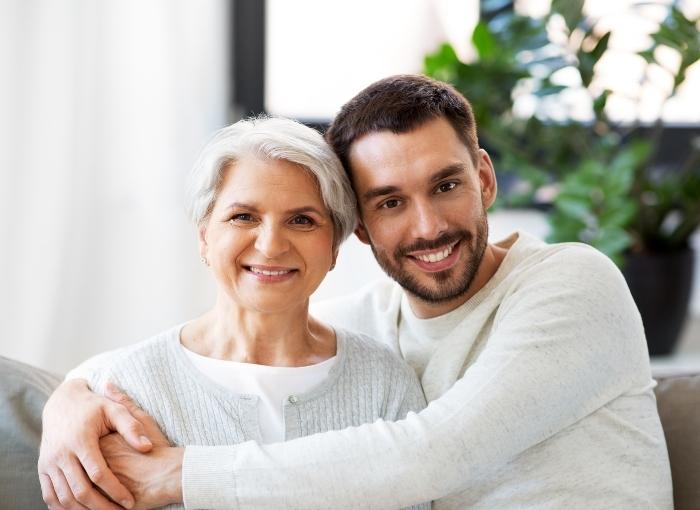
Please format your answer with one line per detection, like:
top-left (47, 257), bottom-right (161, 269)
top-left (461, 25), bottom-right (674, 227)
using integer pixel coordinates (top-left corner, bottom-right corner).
top-left (183, 247), bottom-right (651, 509)
top-left (64, 349), bottom-right (119, 382)
top-left (395, 368), bottom-right (431, 510)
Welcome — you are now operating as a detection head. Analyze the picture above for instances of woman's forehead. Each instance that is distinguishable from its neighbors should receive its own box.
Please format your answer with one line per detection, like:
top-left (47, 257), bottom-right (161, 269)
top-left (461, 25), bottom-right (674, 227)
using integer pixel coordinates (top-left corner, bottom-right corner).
top-left (216, 158), bottom-right (327, 210)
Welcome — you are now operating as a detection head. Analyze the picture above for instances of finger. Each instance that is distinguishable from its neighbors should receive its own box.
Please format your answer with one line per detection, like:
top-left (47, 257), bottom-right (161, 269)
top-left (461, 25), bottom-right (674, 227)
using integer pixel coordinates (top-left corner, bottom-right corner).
top-left (63, 455), bottom-right (127, 510)
top-left (39, 472), bottom-right (63, 510)
top-left (104, 383), bottom-right (167, 447)
top-left (50, 468), bottom-right (89, 510)
top-left (100, 385), bottom-right (152, 451)
top-left (104, 382), bottom-right (147, 423)
top-left (75, 436), bottom-right (135, 509)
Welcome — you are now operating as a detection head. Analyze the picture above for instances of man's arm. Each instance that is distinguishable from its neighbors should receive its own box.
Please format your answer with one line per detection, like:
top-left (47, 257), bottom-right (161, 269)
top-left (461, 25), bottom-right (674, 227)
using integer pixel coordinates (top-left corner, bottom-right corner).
top-left (40, 248), bottom-right (650, 509)
top-left (180, 247), bottom-right (650, 509)
top-left (38, 378), bottom-right (154, 509)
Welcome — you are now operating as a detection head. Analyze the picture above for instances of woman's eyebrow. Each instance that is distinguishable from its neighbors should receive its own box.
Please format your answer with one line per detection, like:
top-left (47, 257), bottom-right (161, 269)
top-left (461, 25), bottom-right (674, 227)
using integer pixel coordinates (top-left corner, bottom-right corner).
top-left (226, 202), bottom-right (259, 211)
top-left (285, 206), bottom-right (326, 216)
top-left (226, 203), bottom-right (325, 216)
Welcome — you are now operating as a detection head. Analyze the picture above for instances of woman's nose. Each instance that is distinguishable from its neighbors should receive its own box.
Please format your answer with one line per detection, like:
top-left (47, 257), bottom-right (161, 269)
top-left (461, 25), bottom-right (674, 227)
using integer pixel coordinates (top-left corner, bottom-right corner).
top-left (254, 224), bottom-right (290, 258)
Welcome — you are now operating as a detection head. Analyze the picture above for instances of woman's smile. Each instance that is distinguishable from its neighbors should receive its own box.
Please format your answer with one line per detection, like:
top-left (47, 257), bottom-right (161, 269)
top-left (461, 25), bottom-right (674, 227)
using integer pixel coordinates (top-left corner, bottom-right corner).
top-left (244, 264), bottom-right (299, 283)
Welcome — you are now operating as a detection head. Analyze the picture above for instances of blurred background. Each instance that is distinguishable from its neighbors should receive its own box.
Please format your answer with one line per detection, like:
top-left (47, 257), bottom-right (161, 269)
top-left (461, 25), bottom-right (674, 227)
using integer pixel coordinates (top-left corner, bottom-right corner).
top-left (1, 0), bottom-right (698, 374)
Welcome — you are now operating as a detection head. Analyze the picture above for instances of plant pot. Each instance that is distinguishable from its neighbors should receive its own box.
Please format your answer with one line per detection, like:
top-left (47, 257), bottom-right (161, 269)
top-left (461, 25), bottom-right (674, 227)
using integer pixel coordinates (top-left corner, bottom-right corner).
top-left (622, 248), bottom-right (695, 356)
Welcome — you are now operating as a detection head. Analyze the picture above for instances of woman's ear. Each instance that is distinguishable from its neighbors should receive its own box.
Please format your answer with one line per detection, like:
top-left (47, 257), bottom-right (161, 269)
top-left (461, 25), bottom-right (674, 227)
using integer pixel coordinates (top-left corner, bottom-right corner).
top-left (354, 220), bottom-right (370, 245)
top-left (198, 223), bottom-right (209, 265)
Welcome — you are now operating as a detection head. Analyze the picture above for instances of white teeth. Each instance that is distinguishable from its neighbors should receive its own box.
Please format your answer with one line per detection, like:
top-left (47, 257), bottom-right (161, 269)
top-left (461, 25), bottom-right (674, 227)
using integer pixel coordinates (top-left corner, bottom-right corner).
top-left (415, 245), bottom-right (453, 263)
top-left (250, 267), bottom-right (291, 276)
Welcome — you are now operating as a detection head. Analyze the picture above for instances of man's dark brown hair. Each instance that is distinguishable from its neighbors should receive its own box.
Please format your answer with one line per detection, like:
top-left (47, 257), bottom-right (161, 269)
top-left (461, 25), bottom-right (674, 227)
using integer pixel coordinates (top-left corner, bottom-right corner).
top-left (325, 74), bottom-right (480, 179)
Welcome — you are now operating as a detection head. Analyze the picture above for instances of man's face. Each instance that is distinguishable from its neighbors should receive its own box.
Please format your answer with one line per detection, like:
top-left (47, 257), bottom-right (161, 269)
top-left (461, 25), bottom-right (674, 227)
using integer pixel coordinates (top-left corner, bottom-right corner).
top-left (348, 117), bottom-right (496, 306)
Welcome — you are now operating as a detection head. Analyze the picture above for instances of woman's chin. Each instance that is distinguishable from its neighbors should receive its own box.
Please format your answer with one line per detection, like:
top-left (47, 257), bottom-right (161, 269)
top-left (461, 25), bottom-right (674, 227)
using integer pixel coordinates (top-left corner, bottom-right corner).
top-left (233, 295), bottom-right (310, 316)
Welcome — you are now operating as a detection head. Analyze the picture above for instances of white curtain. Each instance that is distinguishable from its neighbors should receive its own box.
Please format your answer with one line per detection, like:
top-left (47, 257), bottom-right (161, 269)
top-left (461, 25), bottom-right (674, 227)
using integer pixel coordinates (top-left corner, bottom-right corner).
top-left (0, 0), bottom-right (228, 374)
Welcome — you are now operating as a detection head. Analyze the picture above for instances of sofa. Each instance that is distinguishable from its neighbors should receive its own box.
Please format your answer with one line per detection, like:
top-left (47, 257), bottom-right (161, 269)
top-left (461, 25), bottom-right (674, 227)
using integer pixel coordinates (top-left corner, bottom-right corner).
top-left (1, 355), bottom-right (698, 509)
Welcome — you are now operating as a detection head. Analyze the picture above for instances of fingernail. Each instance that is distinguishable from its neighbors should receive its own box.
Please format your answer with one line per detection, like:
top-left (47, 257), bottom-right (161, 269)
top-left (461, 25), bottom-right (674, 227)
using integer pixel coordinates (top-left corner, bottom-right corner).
top-left (140, 435), bottom-right (152, 446)
top-left (121, 499), bottom-right (134, 509)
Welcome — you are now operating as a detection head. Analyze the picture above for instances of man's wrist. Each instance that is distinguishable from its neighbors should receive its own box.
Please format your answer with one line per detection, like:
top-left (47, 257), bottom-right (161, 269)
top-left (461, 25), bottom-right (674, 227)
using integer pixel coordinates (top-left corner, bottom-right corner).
top-left (151, 446), bottom-right (184, 506)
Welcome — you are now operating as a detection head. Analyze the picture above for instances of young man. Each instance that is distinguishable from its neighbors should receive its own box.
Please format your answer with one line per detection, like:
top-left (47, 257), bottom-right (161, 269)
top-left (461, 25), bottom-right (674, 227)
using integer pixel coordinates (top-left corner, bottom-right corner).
top-left (40, 75), bottom-right (672, 509)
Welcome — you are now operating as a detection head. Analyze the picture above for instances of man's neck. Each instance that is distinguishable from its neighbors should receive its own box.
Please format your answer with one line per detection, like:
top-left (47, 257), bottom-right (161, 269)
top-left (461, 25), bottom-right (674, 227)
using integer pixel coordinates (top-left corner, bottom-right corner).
top-left (407, 243), bottom-right (508, 319)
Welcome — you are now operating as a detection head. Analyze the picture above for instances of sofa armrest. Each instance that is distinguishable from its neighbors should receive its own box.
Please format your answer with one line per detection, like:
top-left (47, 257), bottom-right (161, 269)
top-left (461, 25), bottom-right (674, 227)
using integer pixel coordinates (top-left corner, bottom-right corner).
top-left (0, 356), bottom-right (62, 509)
top-left (654, 374), bottom-right (700, 510)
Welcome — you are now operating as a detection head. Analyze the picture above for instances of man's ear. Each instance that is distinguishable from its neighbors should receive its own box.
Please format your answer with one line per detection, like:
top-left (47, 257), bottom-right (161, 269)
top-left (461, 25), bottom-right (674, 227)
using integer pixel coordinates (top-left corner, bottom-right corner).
top-left (477, 149), bottom-right (498, 209)
top-left (354, 220), bottom-right (371, 245)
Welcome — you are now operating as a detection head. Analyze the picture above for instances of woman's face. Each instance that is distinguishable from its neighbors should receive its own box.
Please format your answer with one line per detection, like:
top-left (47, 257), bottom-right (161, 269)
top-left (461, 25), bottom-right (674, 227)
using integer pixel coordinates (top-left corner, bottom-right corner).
top-left (200, 157), bottom-right (336, 314)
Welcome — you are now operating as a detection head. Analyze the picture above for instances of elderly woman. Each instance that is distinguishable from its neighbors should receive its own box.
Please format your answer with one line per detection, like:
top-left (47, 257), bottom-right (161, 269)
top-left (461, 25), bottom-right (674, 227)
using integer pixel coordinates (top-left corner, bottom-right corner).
top-left (40, 116), bottom-right (427, 510)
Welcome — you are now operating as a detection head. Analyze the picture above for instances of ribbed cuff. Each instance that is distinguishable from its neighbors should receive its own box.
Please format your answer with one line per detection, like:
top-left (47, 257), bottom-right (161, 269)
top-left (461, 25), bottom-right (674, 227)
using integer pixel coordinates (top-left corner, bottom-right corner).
top-left (182, 446), bottom-right (240, 510)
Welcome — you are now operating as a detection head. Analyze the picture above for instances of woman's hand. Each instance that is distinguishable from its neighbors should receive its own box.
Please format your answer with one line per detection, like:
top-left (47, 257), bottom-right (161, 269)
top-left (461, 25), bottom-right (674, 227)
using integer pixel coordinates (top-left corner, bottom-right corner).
top-left (38, 379), bottom-right (154, 509)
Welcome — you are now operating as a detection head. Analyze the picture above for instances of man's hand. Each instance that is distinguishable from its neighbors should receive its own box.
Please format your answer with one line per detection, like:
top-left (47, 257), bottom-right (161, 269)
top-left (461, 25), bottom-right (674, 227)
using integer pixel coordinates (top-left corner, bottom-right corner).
top-left (100, 383), bottom-right (183, 509)
top-left (100, 434), bottom-right (184, 510)
top-left (38, 379), bottom-right (153, 509)
top-left (99, 384), bottom-right (183, 509)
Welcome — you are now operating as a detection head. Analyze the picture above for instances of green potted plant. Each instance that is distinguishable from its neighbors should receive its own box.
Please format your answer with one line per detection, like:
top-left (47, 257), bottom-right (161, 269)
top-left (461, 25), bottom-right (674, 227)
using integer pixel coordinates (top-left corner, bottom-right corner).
top-left (424, 0), bottom-right (700, 354)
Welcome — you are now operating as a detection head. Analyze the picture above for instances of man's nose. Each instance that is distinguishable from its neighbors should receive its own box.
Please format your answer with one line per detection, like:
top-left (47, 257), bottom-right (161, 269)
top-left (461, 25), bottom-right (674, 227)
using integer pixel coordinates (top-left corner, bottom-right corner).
top-left (254, 224), bottom-right (290, 258)
top-left (410, 199), bottom-right (449, 240)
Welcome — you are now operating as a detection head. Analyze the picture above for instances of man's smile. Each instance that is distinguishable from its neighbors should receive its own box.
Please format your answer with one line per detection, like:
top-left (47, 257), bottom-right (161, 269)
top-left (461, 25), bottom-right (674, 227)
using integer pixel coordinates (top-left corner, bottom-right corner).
top-left (407, 240), bottom-right (461, 272)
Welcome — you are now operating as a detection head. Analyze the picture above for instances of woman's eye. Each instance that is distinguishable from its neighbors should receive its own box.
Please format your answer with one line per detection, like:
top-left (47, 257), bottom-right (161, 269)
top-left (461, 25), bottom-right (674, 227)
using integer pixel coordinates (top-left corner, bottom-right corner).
top-left (381, 199), bottom-right (401, 209)
top-left (230, 213), bottom-right (253, 223)
top-left (290, 215), bottom-right (314, 226)
top-left (437, 182), bottom-right (457, 193)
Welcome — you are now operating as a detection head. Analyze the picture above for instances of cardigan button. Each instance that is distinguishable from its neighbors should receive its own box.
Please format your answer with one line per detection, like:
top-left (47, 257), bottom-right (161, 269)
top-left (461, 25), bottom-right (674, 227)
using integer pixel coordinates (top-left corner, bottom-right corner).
top-left (288, 395), bottom-right (299, 404)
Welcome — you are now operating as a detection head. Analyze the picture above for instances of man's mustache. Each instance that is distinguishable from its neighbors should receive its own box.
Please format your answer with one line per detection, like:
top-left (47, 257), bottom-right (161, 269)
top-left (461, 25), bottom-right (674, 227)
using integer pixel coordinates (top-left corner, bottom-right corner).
top-left (395, 230), bottom-right (473, 258)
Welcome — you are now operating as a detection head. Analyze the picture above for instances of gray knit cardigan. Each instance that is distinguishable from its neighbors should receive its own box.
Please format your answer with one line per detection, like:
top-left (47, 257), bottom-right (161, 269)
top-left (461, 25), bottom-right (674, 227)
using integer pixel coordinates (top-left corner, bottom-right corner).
top-left (88, 324), bottom-right (429, 509)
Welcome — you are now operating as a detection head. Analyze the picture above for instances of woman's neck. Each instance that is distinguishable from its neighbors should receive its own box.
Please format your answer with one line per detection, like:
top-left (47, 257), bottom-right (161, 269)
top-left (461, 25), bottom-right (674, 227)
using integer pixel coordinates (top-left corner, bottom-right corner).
top-left (181, 296), bottom-right (335, 366)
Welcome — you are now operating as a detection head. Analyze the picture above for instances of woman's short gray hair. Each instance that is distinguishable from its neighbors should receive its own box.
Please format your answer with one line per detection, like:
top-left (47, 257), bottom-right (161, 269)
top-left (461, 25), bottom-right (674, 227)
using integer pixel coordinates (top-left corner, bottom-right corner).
top-left (185, 116), bottom-right (357, 248)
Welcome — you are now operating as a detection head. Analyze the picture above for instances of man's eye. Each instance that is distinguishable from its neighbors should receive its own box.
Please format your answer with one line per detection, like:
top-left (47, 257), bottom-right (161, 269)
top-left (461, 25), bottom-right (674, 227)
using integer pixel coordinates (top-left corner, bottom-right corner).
top-left (381, 199), bottom-right (401, 209)
top-left (437, 182), bottom-right (457, 193)
top-left (290, 215), bottom-right (314, 226)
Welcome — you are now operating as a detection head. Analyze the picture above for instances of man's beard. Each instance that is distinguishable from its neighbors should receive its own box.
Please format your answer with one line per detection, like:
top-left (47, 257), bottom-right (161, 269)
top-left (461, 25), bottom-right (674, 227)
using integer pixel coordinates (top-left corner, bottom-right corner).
top-left (370, 211), bottom-right (489, 304)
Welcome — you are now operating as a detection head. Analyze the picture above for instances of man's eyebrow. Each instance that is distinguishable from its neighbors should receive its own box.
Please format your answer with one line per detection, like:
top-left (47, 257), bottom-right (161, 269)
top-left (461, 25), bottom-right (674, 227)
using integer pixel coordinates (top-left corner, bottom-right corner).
top-left (362, 185), bottom-right (401, 203)
top-left (430, 163), bottom-right (468, 183)
top-left (361, 163), bottom-right (468, 203)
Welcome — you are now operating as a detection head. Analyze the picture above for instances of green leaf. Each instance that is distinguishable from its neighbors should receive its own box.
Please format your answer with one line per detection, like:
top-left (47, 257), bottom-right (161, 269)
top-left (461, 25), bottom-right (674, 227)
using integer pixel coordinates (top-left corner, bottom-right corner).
top-left (552, 0), bottom-right (585, 34)
top-left (555, 196), bottom-right (591, 220)
top-left (424, 43), bottom-right (461, 83)
top-left (472, 21), bottom-right (497, 61)
top-left (638, 49), bottom-right (655, 64)
top-left (590, 31), bottom-right (611, 62)
top-left (533, 84), bottom-right (567, 97)
top-left (593, 227), bottom-right (633, 265)
top-left (592, 89), bottom-right (611, 120)
top-left (599, 201), bottom-right (637, 229)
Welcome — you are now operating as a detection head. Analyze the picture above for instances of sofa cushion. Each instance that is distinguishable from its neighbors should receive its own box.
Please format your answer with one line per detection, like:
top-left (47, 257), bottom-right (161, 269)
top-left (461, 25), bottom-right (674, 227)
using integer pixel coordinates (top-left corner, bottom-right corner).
top-left (654, 374), bottom-right (700, 510)
top-left (0, 356), bottom-right (62, 509)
